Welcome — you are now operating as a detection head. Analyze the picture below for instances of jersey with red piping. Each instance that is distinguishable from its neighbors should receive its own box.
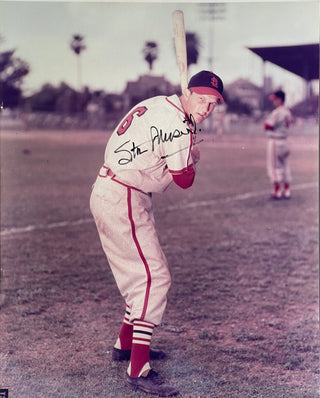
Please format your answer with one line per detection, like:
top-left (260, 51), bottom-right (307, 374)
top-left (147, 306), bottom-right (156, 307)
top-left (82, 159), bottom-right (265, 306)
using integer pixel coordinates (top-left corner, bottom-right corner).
top-left (264, 105), bottom-right (292, 139)
top-left (103, 94), bottom-right (196, 193)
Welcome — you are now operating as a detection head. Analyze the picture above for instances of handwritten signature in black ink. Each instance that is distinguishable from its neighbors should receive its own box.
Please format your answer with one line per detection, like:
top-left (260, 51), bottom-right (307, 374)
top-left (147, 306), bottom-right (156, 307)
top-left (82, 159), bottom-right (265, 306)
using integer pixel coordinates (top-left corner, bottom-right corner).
top-left (114, 113), bottom-right (201, 165)
top-left (114, 139), bottom-right (148, 166)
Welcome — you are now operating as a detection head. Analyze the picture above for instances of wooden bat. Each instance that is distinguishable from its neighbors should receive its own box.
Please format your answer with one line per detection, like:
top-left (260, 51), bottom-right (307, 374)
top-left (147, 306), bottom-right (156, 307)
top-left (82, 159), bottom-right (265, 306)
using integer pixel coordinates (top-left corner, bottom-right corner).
top-left (172, 10), bottom-right (188, 92)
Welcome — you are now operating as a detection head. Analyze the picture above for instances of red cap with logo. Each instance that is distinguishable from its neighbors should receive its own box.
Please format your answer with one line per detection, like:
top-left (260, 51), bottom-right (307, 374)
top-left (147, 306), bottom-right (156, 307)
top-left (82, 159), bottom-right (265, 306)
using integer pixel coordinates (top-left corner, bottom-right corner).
top-left (188, 70), bottom-right (224, 103)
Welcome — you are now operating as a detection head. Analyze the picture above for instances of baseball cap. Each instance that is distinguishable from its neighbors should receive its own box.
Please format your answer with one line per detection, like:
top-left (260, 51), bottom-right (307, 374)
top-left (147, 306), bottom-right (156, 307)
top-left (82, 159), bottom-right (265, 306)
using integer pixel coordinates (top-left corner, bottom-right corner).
top-left (269, 90), bottom-right (285, 102)
top-left (188, 70), bottom-right (224, 103)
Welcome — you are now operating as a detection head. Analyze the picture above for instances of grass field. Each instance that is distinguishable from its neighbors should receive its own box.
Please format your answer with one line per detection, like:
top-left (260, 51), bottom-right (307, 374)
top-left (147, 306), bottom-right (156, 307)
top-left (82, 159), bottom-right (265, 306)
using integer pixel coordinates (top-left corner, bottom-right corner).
top-left (0, 126), bottom-right (319, 398)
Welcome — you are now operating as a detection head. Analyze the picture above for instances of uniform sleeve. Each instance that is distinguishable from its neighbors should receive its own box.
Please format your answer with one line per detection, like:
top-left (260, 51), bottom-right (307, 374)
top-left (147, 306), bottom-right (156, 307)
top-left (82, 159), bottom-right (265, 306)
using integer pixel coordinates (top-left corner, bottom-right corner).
top-left (285, 109), bottom-right (292, 127)
top-left (163, 125), bottom-right (196, 189)
top-left (150, 102), bottom-right (196, 189)
top-left (159, 117), bottom-right (193, 168)
top-left (264, 109), bottom-right (277, 129)
top-left (264, 123), bottom-right (273, 130)
top-left (266, 107), bottom-right (291, 131)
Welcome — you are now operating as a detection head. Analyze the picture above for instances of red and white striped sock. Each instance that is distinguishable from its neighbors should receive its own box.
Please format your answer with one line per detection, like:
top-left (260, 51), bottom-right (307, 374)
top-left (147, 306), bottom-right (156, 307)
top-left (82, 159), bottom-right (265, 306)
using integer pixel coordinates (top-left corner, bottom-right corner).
top-left (273, 182), bottom-right (281, 195)
top-left (114, 305), bottom-right (133, 350)
top-left (128, 320), bottom-right (154, 377)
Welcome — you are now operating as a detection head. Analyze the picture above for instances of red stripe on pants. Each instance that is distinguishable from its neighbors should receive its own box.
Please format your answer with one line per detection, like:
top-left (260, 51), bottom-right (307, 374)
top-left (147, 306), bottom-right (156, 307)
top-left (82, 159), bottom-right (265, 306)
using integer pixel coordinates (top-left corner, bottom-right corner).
top-left (127, 187), bottom-right (151, 320)
top-left (271, 140), bottom-right (278, 182)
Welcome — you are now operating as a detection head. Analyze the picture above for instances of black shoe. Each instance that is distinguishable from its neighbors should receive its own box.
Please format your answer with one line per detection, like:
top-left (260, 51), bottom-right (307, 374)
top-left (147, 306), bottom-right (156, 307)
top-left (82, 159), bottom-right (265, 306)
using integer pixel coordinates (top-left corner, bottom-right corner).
top-left (269, 194), bottom-right (282, 200)
top-left (112, 347), bottom-right (166, 361)
top-left (126, 369), bottom-right (179, 397)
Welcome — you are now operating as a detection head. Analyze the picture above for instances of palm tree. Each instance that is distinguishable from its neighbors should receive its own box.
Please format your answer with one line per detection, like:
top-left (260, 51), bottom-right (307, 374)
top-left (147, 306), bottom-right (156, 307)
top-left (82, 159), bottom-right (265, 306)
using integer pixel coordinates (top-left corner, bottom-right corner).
top-left (143, 41), bottom-right (158, 71)
top-left (70, 34), bottom-right (86, 90)
top-left (186, 32), bottom-right (200, 70)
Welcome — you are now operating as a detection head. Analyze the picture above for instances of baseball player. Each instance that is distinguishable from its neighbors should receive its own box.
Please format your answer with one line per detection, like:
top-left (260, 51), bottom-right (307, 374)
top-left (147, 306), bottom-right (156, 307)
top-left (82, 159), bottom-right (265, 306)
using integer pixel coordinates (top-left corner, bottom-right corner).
top-left (264, 90), bottom-right (292, 199)
top-left (90, 70), bottom-right (224, 396)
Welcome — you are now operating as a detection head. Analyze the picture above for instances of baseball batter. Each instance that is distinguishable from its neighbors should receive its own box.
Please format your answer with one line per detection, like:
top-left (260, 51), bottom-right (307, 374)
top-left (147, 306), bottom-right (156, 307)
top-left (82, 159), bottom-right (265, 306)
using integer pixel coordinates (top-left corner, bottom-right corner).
top-left (90, 70), bottom-right (224, 396)
top-left (264, 90), bottom-right (292, 199)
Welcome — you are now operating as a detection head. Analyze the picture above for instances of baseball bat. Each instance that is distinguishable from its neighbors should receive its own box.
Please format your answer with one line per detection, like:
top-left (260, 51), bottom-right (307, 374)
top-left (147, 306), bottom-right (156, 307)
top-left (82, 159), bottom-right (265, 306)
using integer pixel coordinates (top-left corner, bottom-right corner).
top-left (172, 10), bottom-right (188, 92)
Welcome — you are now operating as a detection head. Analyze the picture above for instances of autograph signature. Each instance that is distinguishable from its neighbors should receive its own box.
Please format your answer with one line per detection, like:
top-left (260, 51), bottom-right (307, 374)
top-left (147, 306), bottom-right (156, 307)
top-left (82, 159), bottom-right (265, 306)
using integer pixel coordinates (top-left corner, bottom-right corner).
top-left (114, 114), bottom-right (202, 165)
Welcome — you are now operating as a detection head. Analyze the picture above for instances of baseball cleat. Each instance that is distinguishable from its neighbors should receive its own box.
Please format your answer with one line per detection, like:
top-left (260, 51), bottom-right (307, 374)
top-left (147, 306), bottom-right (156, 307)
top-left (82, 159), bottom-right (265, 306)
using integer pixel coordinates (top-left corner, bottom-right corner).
top-left (126, 369), bottom-right (179, 396)
top-left (270, 193), bottom-right (282, 200)
top-left (112, 347), bottom-right (166, 361)
top-left (270, 188), bottom-right (282, 200)
top-left (283, 188), bottom-right (291, 199)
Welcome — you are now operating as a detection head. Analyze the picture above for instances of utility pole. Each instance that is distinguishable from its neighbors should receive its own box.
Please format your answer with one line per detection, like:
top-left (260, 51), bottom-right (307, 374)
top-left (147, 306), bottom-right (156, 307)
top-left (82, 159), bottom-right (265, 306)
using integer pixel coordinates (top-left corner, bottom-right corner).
top-left (198, 3), bottom-right (226, 133)
top-left (198, 3), bottom-right (226, 70)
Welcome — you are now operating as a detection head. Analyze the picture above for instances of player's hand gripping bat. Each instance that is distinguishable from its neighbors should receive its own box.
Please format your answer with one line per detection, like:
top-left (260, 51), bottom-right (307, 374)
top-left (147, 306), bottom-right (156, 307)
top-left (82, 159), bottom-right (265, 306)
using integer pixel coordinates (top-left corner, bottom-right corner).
top-left (172, 10), bottom-right (188, 93)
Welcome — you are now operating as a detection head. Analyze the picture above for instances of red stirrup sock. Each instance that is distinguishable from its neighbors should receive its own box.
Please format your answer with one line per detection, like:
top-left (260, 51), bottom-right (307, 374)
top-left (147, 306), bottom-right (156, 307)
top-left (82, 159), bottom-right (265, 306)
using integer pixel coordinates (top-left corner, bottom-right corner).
top-left (273, 182), bottom-right (281, 195)
top-left (128, 320), bottom-right (154, 378)
top-left (114, 305), bottom-right (133, 350)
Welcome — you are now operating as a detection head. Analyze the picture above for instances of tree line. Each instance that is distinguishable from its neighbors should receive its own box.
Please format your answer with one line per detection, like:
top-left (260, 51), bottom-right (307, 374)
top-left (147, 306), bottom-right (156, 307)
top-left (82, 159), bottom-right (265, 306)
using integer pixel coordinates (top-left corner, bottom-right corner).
top-left (0, 32), bottom-right (201, 114)
top-left (1, 33), bottom-right (270, 119)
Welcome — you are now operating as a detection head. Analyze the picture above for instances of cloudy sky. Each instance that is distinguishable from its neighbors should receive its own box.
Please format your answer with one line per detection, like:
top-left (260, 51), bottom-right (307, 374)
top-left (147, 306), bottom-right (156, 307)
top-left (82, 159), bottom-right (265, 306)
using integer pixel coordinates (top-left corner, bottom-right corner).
top-left (1, 0), bottom-right (319, 105)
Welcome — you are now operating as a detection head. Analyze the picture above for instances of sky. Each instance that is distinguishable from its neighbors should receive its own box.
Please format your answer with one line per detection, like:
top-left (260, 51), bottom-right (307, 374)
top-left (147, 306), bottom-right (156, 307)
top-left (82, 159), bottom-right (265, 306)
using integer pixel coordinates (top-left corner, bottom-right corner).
top-left (1, 0), bottom-right (319, 106)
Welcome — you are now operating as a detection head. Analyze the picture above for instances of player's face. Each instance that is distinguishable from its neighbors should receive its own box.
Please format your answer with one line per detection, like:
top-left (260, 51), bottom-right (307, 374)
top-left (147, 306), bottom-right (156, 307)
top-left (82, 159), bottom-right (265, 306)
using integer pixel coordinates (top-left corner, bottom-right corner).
top-left (271, 97), bottom-right (283, 108)
top-left (183, 90), bottom-right (219, 123)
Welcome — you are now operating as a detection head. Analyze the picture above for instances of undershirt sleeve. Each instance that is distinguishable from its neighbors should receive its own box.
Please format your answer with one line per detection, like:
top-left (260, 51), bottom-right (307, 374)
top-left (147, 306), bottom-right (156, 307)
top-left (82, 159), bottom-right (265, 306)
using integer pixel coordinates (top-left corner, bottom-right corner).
top-left (172, 164), bottom-right (195, 189)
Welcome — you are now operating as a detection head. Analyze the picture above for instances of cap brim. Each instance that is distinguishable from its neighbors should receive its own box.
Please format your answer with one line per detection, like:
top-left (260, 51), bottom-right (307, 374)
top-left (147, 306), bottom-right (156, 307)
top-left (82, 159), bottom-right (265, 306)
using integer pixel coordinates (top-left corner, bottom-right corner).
top-left (269, 94), bottom-right (277, 100)
top-left (191, 86), bottom-right (225, 103)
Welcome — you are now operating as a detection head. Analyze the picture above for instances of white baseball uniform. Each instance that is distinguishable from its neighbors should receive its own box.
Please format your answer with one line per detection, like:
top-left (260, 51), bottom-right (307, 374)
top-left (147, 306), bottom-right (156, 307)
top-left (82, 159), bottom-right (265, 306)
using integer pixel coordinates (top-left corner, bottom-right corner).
top-left (90, 94), bottom-right (197, 325)
top-left (264, 104), bottom-right (292, 183)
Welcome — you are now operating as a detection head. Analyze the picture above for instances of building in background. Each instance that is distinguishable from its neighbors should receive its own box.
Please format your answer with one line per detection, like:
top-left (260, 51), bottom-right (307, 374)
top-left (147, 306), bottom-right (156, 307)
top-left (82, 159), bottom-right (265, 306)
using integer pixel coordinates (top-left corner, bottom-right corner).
top-left (225, 78), bottom-right (262, 113)
top-left (122, 74), bottom-right (179, 109)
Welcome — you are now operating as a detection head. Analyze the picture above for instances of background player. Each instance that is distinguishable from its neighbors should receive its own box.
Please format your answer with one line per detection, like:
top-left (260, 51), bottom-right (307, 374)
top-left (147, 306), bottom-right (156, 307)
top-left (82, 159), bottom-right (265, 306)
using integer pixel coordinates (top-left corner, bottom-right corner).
top-left (264, 90), bottom-right (292, 199)
top-left (90, 70), bottom-right (224, 396)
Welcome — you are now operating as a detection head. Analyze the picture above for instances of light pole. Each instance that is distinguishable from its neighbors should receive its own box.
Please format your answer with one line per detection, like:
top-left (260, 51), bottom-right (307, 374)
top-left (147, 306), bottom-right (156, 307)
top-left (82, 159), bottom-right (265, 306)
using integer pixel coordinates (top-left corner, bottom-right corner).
top-left (198, 3), bottom-right (226, 70)
top-left (70, 34), bottom-right (86, 91)
top-left (198, 3), bottom-right (226, 133)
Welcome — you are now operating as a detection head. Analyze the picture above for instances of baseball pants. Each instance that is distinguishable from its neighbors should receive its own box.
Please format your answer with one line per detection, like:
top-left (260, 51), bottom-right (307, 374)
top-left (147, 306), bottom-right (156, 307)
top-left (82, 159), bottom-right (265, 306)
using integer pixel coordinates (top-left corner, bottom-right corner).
top-left (90, 175), bottom-right (171, 326)
top-left (267, 138), bottom-right (291, 184)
